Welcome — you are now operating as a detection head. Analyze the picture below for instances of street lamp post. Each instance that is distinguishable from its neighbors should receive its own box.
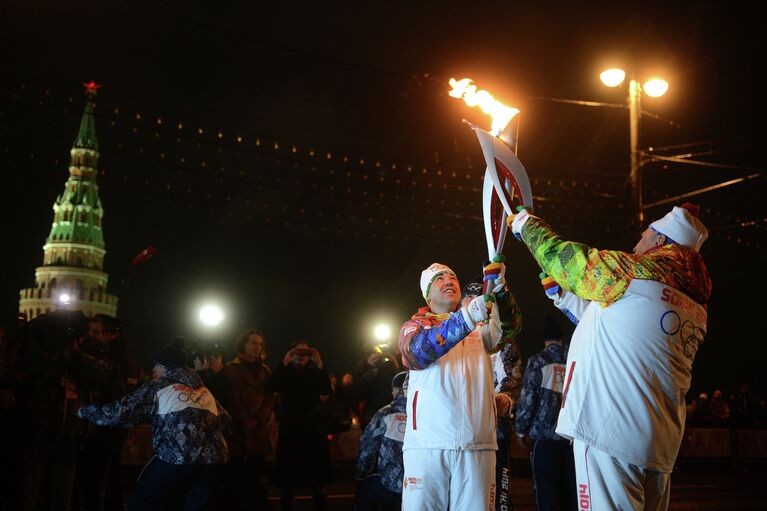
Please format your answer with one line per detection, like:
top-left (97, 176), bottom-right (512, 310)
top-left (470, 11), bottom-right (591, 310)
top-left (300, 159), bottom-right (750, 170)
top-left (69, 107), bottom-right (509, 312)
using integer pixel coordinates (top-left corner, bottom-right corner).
top-left (600, 68), bottom-right (668, 233)
top-left (628, 77), bottom-right (643, 228)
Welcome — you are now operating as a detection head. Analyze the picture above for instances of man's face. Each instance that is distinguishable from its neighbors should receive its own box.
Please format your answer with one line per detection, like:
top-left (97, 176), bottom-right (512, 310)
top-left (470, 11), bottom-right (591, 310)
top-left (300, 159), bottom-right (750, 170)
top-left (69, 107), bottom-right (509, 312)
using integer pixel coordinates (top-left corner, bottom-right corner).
top-left (244, 334), bottom-right (264, 360)
top-left (342, 373), bottom-right (353, 386)
top-left (427, 272), bottom-right (460, 310)
top-left (633, 228), bottom-right (664, 255)
top-left (87, 320), bottom-right (104, 344)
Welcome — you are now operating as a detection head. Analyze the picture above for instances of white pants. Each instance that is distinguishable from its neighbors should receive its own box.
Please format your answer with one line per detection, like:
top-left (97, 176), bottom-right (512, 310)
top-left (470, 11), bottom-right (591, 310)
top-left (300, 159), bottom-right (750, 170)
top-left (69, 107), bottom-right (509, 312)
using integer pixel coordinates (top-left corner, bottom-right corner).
top-left (573, 440), bottom-right (671, 511)
top-left (401, 449), bottom-right (496, 511)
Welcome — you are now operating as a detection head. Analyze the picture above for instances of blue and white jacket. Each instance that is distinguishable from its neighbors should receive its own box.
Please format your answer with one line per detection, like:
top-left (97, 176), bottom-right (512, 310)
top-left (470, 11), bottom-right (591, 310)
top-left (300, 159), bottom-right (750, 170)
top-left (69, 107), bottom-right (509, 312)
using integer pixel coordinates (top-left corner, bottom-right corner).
top-left (79, 366), bottom-right (232, 464)
top-left (356, 392), bottom-right (407, 493)
top-left (514, 342), bottom-right (568, 441)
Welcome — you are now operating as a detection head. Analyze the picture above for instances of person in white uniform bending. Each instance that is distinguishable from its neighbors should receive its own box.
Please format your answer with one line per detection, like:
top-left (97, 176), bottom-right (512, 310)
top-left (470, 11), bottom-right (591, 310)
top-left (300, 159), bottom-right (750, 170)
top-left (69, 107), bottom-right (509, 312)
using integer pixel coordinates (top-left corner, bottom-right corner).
top-left (510, 203), bottom-right (712, 510)
top-left (398, 261), bottom-right (521, 511)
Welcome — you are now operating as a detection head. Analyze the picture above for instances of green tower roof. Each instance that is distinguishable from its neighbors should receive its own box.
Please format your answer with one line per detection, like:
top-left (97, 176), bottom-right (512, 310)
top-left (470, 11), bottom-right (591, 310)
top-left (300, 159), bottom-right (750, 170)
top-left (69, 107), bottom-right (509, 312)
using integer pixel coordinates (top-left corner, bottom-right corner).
top-left (47, 82), bottom-right (106, 248)
top-left (73, 81), bottom-right (100, 151)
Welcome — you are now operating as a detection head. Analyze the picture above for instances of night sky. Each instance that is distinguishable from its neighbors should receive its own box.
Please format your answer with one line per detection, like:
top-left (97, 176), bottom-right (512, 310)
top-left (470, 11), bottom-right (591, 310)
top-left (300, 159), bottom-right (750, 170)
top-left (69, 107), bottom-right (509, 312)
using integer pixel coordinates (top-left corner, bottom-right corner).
top-left (1, 1), bottom-right (764, 394)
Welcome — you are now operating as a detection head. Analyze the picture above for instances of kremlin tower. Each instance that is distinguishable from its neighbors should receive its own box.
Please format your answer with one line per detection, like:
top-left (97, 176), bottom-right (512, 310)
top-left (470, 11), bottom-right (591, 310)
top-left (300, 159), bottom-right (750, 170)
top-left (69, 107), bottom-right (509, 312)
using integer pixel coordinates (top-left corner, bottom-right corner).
top-left (18, 82), bottom-right (118, 320)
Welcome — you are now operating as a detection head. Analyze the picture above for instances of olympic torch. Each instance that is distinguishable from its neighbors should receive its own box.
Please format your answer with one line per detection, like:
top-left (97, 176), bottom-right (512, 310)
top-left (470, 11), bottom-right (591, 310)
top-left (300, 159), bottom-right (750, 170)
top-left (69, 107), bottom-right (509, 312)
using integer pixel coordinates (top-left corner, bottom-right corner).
top-left (448, 78), bottom-right (534, 295)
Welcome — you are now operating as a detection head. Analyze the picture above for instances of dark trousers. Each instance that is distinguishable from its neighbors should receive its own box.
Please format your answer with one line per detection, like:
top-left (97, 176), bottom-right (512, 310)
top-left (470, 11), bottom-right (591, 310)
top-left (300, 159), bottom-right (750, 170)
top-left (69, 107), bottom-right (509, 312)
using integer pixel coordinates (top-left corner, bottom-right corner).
top-left (353, 476), bottom-right (401, 511)
top-left (128, 456), bottom-right (221, 511)
top-left (18, 440), bottom-right (77, 511)
top-left (74, 432), bottom-right (111, 510)
top-left (495, 436), bottom-right (513, 511)
top-left (227, 455), bottom-right (270, 511)
top-left (530, 439), bottom-right (577, 511)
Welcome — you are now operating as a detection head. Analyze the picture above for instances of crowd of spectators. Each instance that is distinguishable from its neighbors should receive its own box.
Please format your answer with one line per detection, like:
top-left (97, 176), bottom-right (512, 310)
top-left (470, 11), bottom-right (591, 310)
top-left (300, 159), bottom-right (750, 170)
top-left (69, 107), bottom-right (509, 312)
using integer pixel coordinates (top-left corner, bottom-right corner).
top-left (686, 384), bottom-right (766, 429)
top-left (0, 310), bottom-right (403, 511)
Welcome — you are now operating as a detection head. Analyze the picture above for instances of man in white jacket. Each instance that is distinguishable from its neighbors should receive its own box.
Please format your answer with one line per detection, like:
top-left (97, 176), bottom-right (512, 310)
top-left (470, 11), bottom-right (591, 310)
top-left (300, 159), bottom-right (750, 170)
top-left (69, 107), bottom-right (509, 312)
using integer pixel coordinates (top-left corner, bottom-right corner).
top-left (511, 203), bottom-right (712, 510)
top-left (398, 261), bottom-right (521, 510)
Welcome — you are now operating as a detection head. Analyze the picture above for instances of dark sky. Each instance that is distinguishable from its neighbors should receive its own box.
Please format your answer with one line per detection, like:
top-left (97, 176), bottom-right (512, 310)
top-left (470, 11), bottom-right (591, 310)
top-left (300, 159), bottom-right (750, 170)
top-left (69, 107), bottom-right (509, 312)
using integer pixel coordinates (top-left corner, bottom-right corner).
top-left (1, 1), bottom-right (764, 394)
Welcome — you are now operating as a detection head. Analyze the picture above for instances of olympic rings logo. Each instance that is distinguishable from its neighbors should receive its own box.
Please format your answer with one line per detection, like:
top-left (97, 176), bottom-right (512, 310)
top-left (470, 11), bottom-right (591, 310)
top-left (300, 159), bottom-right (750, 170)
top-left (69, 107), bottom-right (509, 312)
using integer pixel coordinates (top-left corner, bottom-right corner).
top-left (178, 390), bottom-right (207, 405)
top-left (660, 310), bottom-right (705, 360)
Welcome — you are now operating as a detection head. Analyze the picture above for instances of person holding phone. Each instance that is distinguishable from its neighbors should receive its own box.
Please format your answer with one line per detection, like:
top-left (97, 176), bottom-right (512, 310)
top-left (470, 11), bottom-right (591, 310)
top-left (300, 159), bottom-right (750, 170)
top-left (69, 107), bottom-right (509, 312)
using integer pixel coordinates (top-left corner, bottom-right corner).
top-left (272, 341), bottom-right (332, 510)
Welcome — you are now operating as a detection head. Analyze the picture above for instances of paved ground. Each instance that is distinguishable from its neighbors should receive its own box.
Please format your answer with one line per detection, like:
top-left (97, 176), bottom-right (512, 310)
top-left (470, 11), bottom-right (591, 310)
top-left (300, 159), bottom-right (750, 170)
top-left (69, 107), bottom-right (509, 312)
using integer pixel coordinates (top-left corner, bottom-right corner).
top-left (268, 462), bottom-right (767, 510)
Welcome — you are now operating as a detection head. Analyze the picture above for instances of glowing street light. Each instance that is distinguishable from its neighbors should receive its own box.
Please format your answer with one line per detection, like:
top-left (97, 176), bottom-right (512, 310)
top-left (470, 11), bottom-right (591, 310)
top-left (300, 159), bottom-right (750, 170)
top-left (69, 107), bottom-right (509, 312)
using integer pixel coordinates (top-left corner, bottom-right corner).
top-left (199, 304), bottom-right (224, 327)
top-left (58, 293), bottom-right (72, 305)
top-left (643, 78), bottom-right (669, 98)
top-left (599, 68), bottom-right (626, 87)
top-left (373, 323), bottom-right (392, 342)
top-left (599, 67), bottom-right (669, 229)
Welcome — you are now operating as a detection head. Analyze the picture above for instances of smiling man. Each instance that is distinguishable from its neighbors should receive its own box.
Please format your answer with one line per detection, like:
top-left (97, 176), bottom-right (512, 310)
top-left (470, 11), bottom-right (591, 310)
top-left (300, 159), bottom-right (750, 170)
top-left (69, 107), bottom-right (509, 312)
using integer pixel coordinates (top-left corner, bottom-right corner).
top-left (398, 262), bottom-right (521, 511)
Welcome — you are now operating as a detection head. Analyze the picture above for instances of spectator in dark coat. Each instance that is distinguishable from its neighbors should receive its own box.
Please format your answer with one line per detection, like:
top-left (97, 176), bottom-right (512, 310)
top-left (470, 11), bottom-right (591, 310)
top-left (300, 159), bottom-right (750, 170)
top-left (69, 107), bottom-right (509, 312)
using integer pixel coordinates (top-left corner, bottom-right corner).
top-left (272, 341), bottom-right (332, 511)
top-left (220, 329), bottom-right (273, 510)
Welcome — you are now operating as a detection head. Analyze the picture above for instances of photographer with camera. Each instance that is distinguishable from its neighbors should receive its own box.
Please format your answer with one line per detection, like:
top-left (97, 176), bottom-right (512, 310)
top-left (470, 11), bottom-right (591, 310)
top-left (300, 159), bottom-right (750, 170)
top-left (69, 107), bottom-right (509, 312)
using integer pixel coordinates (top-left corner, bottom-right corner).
top-left (13, 310), bottom-right (110, 511)
top-left (272, 341), bottom-right (332, 511)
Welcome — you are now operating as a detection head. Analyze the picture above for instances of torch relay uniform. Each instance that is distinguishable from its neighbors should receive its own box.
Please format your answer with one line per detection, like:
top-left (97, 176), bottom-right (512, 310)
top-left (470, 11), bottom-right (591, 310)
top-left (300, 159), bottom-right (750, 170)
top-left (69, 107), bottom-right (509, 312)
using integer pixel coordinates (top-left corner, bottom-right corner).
top-left (516, 206), bottom-right (711, 510)
top-left (78, 362), bottom-right (232, 511)
top-left (398, 265), bottom-right (521, 511)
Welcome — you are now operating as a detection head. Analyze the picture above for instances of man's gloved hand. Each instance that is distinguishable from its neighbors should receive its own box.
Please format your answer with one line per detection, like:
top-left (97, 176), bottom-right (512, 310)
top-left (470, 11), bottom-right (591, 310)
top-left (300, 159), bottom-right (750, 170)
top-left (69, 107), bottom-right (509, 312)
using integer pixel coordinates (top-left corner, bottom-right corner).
top-left (483, 255), bottom-right (507, 294)
top-left (480, 299), bottom-right (503, 350)
top-left (540, 272), bottom-right (561, 300)
top-left (507, 205), bottom-right (531, 241)
top-left (462, 294), bottom-right (489, 329)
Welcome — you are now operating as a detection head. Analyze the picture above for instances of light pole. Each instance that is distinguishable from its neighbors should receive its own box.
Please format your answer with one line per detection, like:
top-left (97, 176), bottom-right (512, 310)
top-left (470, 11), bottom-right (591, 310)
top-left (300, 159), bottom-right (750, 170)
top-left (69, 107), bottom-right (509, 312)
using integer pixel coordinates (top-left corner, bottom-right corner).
top-left (600, 68), bottom-right (669, 231)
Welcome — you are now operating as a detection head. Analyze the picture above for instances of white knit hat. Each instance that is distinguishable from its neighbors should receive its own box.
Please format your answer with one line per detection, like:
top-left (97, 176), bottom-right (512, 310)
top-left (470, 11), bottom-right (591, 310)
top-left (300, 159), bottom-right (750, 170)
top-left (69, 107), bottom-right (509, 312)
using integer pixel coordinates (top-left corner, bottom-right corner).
top-left (650, 203), bottom-right (708, 252)
top-left (420, 263), bottom-right (457, 300)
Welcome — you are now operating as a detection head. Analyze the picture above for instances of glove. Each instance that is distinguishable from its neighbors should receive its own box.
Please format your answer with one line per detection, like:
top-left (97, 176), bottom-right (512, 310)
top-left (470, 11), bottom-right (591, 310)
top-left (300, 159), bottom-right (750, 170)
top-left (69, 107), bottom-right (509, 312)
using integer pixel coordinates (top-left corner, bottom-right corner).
top-left (507, 205), bottom-right (531, 241)
top-left (480, 299), bottom-right (503, 350)
top-left (483, 255), bottom-right (506, 294)
top-left (461, 294), bottom-right (489, 329)
top-left (540, 272), bottom-right (561, 301)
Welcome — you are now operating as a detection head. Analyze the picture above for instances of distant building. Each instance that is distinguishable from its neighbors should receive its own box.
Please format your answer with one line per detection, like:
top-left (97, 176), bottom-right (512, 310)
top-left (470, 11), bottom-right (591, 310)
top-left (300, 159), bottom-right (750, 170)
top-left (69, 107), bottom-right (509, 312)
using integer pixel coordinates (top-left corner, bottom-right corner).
top-left (19, 82), bottom-right (118, 320)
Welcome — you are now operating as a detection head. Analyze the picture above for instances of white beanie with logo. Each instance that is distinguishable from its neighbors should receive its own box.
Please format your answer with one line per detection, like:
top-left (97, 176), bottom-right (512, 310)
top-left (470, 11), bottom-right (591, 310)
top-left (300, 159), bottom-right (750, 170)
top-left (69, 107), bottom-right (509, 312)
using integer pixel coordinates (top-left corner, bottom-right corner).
top-left (420, 263), bottom-right (457, 300)
top-left (650, 203), bottom-right (708, 252)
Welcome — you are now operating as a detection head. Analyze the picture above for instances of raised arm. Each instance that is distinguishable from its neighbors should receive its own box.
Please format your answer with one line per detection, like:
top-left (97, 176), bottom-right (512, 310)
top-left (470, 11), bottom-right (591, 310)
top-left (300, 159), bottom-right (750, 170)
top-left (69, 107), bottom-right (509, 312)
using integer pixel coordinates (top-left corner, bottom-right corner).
top-left (398, 312), bottom-right (473, 370)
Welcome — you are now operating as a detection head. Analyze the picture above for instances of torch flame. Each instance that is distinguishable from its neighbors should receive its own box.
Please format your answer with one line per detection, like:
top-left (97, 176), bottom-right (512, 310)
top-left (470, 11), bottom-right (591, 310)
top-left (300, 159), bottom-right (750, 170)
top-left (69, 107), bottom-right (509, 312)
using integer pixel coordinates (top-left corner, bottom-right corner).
top-left (449, 77), bottom-right (519, 136)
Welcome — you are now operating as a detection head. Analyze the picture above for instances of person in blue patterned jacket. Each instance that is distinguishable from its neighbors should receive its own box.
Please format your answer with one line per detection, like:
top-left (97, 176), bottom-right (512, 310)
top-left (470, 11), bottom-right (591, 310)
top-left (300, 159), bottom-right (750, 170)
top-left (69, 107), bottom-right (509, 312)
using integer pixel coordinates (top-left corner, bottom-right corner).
top-left (78, 338), bottom-right (232, 511)
top-left (514, 317), bottom-right (576, 511)
top-left (354, 371), bottom-right (408, 511)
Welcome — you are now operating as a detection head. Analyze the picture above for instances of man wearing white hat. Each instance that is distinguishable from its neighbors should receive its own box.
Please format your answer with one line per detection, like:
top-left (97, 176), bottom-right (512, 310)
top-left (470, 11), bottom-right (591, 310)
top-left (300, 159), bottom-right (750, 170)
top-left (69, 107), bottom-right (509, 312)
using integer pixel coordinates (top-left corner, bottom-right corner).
top-left (398, 262), bottom-right (521, 511)
top-left (510, 203), bottom-right (712, 510)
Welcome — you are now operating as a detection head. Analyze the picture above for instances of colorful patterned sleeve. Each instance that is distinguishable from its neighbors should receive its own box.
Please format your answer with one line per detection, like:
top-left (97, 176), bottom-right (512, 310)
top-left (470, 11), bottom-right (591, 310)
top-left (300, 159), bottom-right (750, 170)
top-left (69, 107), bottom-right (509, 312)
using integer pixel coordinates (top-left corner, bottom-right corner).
top-left (495, 290), bottom-right (522, 350)
top-left (522, 217), bottom-right (645, 305)
top-left (398, 312), bottom-right (473, 370)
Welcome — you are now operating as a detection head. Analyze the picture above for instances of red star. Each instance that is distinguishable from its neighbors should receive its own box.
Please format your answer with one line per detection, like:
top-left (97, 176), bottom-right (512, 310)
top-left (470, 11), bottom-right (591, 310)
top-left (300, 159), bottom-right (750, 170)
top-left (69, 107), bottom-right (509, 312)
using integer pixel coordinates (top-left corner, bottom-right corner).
top-left (83, 81), bottom-right (102, 94)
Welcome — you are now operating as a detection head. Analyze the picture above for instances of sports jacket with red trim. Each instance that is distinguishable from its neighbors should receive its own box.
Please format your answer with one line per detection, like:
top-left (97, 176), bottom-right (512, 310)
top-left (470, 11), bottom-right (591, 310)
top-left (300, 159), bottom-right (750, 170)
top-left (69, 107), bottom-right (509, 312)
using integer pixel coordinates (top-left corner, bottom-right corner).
top-left (398, 290), bottom-right (521, 451)
top-left (521, 217), bottom-right (712, 472)
top-left (79, 365), bottom-right (232, 465)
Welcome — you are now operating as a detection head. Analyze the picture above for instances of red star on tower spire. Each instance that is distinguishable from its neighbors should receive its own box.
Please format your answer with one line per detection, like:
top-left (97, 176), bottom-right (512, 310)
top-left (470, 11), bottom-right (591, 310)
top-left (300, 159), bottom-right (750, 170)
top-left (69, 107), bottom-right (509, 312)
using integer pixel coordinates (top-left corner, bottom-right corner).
top-left (83, 81), bottom-right (101, 95)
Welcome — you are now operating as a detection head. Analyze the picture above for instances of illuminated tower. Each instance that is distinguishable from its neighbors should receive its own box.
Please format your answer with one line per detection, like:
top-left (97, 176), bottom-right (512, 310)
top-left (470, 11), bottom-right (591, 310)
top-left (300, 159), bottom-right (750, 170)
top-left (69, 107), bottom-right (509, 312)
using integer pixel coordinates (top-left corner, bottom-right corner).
top-left (19, 82), bottom-right (118, 320)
